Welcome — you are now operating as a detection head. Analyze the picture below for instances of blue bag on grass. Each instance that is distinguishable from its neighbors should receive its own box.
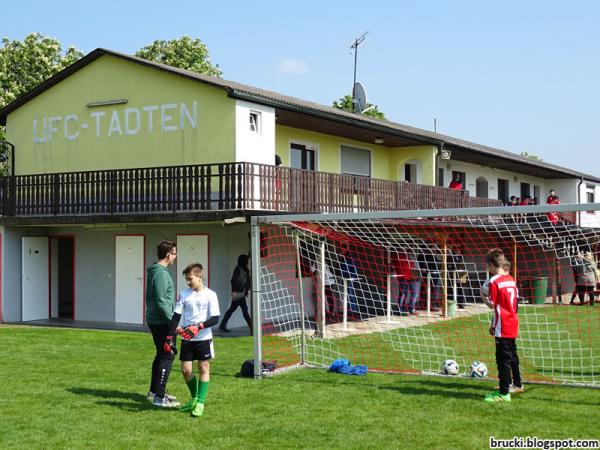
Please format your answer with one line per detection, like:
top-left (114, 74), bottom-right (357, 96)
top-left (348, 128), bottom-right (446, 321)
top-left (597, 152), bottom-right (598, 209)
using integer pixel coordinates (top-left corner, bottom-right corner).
top-left (329, 358), bottom-right (368, 376)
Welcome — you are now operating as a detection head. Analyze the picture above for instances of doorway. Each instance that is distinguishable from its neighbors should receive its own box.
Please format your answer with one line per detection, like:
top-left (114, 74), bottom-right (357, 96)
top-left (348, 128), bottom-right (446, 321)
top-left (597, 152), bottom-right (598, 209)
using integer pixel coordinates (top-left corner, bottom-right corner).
top-left (497, 179), bottom-right (509, 204)
top-left (50, 236), bottom-right (75, 319)
top-left (22, 237), bottom-right (49, 321)
top-left (176, 234), bottom-right (209, 294)
top-left (115, 235), bottom-right (145, 324)
top-left (290, 143), bottom-right (316, 171)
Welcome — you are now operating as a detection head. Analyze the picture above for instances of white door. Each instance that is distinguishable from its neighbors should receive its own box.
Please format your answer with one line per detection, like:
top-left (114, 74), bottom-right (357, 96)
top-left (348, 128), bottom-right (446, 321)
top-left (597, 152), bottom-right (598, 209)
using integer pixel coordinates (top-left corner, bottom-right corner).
top-left (49, 238), bottom-right (59, 318)
top-left (115, 236), bottom-right (145, 324)
top-left (176, 235), bottom-right (209, 293)
top-left (22, 237), bottom-right (49, 321)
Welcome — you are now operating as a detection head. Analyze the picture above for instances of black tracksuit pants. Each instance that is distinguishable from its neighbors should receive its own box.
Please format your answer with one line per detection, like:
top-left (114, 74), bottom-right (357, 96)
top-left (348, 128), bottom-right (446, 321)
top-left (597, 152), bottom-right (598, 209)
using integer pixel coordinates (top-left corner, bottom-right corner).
top-left (148, 324), bottom-right (176, 400)
top-left (495, 337), bottom-right (522, 395)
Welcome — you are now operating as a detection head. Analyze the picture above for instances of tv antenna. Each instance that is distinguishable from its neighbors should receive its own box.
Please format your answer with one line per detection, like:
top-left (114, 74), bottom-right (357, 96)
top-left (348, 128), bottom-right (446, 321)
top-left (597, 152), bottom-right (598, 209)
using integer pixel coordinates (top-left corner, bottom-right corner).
top-left (350, 31), bottom-right (369, 113)
top-left (350, 31), bottom-right (368, 90)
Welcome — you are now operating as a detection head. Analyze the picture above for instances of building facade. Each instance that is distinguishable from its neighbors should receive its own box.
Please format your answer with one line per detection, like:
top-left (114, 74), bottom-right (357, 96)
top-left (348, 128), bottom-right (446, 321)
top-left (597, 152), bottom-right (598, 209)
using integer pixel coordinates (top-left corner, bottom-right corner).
top-left (0, 48), bottom-right (598, 326)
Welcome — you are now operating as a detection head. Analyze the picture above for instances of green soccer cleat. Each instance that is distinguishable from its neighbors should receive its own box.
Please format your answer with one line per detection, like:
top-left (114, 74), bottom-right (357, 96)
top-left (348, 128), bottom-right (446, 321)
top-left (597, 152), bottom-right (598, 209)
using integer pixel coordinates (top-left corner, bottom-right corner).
top-left (484, 391), bottom-right (511, 402)
top-left (191, 402), bottom-right (205, 417)
top-left (180, 398), bottom-right (197, 412)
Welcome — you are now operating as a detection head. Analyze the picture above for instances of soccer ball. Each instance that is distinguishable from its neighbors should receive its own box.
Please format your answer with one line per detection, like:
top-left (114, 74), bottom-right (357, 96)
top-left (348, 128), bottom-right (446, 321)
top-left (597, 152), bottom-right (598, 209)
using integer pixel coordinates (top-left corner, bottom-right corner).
top-left (470, 361), bottom-right (488, 378)
top-left (481, 279), bottom-right (490, 297)
top-left (441, 359), bottom-right (459, 375)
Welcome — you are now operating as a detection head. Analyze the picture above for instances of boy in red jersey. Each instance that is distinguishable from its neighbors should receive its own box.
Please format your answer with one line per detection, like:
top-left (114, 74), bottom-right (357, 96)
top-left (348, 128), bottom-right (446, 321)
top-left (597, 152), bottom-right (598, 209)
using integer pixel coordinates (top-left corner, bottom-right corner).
top-left (481, 249), bottom-right (523, 402)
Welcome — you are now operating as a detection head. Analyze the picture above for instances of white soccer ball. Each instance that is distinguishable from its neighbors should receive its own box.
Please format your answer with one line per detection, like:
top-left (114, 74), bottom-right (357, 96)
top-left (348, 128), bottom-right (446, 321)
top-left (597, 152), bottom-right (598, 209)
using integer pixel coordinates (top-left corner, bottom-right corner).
top-left (470, 361), bottom-right (488, 378)
top-left (441, 359), bottom-right (460, 375)
top-left (481, 279), bottom-right (490, 297)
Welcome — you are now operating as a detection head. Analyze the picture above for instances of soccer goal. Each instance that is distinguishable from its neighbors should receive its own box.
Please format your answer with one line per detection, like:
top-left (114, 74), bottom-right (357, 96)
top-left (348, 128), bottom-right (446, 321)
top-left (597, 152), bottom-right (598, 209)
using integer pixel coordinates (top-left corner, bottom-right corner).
top-left (250, 203), bottom-right (600, 387)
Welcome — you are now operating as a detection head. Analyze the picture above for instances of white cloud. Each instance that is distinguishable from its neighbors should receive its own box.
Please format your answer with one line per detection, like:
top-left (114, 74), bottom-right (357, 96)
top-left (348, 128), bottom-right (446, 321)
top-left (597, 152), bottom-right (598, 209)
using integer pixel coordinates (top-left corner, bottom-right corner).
top-left (277, 57), bottom-right (310, 75)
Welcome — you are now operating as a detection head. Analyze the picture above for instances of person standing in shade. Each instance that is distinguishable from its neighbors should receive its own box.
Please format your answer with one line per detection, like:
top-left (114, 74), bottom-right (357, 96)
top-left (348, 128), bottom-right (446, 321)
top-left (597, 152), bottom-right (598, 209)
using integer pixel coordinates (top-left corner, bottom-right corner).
top-left (146, 239), bottom-right (180, 408)
top-left (340, 244), bottom-right (360, 316)
top-left (394, 252), bottom-right (422, 315)
top-left (219, 254), bottom-right (253, 333)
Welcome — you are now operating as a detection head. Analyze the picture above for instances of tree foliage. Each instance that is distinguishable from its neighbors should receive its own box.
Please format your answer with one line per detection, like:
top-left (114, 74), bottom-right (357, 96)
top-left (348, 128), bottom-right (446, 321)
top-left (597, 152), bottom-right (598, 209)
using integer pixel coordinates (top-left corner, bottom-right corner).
top-left (0, 33), bottom-right (83, 173)
top-left (520, 151), bottom-right (543, 161)
top-left (135, 36), bottom-right (222, 78)
top-left (332, 94), bottom-right (385, 119)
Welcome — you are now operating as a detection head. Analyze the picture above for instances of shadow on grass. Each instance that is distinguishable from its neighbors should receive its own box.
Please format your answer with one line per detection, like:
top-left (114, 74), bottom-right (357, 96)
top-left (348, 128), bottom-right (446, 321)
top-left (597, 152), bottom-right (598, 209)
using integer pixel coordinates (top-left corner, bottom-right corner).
top-left (380, 378), bottom-right (600, 407)
top-left (67, 387), bottom-right (156, 411)
top-left (379, 378), bottom-right (482, 400)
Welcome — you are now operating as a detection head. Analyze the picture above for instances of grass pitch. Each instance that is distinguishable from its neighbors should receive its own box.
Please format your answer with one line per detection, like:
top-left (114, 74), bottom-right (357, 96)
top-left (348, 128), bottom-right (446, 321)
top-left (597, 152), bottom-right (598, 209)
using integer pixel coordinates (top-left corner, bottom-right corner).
top-left (1, 325), bottom-right (599, 449)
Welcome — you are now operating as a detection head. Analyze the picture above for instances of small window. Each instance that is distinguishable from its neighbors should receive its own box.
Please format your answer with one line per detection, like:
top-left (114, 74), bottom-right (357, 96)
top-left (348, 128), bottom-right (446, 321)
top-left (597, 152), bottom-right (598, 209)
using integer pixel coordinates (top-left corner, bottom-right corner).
top-left (249, 111), bottom-right (261, 133)
top-left (437, 168), bottom-right (444, 187)
top-left (476, 177), bottom-right (489, 198)
top-left (340, 145), bottom-right (370, 177)
top-left (586, 185), bottom-right (595, 204)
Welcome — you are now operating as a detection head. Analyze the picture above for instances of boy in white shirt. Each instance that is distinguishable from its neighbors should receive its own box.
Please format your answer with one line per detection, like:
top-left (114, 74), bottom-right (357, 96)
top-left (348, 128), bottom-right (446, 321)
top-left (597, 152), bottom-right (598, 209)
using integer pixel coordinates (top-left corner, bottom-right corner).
top-left (166, 263), bottom-right (220, 417)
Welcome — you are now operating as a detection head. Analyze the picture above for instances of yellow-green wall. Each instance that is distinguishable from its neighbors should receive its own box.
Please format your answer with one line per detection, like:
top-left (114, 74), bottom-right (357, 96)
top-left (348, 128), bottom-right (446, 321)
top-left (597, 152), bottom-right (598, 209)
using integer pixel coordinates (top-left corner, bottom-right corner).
top-left (6, 55), bottom-right (236, 174)
top-left (6, 54), bottom-right (436, 184)
top-left (389, 145), bottom-right (437, 185)
top-left (276, 125), bottom-right (436, 183)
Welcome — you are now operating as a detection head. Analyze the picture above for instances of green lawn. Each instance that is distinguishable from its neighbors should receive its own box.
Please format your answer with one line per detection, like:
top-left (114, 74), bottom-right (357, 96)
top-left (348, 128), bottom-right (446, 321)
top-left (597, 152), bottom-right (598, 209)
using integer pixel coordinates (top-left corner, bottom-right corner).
top-left (1, 325), bottom-right (599, 449)
top-left (263, 305), bottom-right (600, 385)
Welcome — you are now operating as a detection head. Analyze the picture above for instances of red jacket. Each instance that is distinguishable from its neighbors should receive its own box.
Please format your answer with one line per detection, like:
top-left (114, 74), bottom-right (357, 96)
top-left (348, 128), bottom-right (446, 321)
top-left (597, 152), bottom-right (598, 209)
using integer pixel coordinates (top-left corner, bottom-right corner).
top-left (393, 254), bottom-right (415, 280)
top-left (489, 273), bottom-right (519, 338)
top-left (546, 195), bottom-right (560, 224)
top-left (448, 180), bottom-right (462, 190)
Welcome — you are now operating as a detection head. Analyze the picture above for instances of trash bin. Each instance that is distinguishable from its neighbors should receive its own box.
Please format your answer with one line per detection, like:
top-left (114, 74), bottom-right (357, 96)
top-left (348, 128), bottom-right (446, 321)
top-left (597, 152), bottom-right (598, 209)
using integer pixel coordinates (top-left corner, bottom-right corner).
top-left (447, 300), bottom-right (457, 316)
top-left (523, 277), bottom-right (548, 305)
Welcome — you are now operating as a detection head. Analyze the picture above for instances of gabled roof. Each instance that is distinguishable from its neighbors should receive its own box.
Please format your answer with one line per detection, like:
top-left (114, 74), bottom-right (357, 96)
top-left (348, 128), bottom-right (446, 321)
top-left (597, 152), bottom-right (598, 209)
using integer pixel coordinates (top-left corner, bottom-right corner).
top-left (1, 48), bottom-right (599, 183)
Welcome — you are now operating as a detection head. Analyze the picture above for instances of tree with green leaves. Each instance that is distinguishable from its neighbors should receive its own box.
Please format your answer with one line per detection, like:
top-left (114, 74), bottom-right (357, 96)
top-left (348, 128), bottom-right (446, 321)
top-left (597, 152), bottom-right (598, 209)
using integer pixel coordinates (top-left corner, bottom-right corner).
top-left (135, 36), bottom-right (222, 78)
top-left (520, 151), bottom-right (543, 161)
top-left (332, 94), bottom-right (385, 119)
top-left (0, 32), bottom-right (83, 174)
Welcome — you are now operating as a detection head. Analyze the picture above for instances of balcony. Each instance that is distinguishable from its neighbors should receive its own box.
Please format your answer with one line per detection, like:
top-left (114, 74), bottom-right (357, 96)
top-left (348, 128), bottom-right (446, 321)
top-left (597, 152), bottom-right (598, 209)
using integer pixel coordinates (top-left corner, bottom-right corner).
top-left (0, 162), bottom-right (502, 219)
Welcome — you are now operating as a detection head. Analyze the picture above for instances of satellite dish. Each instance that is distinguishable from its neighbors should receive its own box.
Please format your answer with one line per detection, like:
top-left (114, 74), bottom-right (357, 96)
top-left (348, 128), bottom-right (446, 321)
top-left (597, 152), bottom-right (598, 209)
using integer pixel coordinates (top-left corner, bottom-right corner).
top-left (352, 82), bottom-right (367, 113)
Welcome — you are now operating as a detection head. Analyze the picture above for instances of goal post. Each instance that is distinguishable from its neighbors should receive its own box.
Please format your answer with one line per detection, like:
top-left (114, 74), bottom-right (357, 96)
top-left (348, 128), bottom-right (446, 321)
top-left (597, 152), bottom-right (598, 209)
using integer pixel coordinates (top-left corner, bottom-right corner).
top-left (252, 203), bottom-right (600, 387)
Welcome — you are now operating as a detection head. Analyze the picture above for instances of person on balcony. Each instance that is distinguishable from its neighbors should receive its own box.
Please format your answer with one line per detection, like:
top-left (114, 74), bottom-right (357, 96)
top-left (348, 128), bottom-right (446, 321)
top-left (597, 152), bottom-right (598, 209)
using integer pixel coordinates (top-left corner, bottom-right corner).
top-left (274, 154), bottom-right (283, 210)
top-left (219, 254), bottom-right (252, 333)
top-left (546, 189), bottom-right (560, 225)
top-left (448, 174), bottom-right (463, 190)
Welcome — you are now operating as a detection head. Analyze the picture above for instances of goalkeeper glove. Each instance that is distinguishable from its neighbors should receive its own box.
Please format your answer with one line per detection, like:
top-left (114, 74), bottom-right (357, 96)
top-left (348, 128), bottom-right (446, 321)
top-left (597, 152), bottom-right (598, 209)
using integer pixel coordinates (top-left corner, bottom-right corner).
top-left (180, 323), bottom-right (204, 340)
top-left (163, 335), bottom-right (177, 355)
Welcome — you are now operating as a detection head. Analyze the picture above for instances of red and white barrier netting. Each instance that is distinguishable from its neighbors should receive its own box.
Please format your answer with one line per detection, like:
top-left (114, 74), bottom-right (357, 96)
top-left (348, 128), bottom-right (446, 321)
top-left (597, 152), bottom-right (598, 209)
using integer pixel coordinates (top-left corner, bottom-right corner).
top-left (252, 204), bottom-right (600, 386)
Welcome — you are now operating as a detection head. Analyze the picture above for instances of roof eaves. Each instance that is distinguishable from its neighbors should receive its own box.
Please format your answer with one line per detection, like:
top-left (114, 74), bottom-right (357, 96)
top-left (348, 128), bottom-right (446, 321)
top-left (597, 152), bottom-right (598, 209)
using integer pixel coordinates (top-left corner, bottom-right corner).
top-left (228, 88), bottom-right (443, 147)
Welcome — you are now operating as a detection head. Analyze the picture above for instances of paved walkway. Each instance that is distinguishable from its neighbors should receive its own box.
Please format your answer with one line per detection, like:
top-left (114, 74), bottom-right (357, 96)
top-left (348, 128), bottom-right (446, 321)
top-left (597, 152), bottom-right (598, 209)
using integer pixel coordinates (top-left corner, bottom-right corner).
top-left (2, 319), bottom-right (251, 337)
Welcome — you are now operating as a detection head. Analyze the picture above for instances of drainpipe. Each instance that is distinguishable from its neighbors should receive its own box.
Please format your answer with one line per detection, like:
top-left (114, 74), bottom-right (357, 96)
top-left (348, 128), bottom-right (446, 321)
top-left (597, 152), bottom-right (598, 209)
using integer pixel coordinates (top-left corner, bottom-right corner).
top-left (577, 176), bottom-right (584, 226)
top-left (435, 142), bottom-right (445, 187)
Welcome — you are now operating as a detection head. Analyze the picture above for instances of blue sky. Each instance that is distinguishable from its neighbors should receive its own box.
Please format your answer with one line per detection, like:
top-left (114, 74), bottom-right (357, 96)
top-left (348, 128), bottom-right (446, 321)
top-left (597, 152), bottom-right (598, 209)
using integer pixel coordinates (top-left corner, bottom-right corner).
top-left (3, 0), bottom-right (599, 176)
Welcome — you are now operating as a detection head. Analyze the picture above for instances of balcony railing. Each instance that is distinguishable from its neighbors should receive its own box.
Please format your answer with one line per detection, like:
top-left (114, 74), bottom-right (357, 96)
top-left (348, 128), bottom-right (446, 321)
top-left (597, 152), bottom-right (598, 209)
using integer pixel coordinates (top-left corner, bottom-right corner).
top-left (0, 162), bottom-right (502, 217)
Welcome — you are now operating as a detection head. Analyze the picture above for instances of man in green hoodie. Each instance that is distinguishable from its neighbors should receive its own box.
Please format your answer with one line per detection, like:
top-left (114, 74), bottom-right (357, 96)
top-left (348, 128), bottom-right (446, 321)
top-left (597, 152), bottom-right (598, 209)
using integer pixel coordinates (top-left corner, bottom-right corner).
top-left (146, 239), bottom-right (180, 408)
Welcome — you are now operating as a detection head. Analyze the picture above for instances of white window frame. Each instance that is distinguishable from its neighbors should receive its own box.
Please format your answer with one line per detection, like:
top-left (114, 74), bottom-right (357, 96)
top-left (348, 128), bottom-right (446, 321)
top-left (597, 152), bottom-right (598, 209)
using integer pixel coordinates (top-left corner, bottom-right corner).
top-left (288, 140), bottom-right (319, 171)
top-left (586, 184), bottom-right (595, 204)
top-left (249, 111), bottom-right (261, 134)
